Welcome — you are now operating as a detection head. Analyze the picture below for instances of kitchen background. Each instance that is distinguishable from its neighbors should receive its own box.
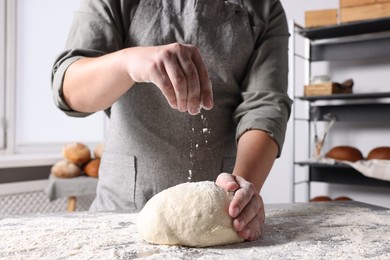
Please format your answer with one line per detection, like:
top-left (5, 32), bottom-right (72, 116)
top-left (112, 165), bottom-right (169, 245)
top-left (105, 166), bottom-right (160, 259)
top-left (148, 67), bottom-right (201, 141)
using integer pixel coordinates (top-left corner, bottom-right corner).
top-left (0, 0), bottom-right (389, 214)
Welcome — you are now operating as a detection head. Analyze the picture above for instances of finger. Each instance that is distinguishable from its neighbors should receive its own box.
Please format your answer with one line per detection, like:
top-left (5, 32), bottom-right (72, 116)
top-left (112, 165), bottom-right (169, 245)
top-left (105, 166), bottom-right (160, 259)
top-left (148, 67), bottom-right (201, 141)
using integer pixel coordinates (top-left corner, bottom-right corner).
top-left (238, 209), bottom-right (264, 241)
top-left (191, 48), bottom-right (213, 110)
top-left (150, 64), bottom-right (178, 109)
top-left (215, 173), bottom-right (239, 192)
top-left (233, 195), bottom-right (262, 231)
top-left (229, 176), bottom-right (256, 218)
top-left (162, 50), bottom-right (188, 112)
top-left (180, 59), bottom-right (201, 115)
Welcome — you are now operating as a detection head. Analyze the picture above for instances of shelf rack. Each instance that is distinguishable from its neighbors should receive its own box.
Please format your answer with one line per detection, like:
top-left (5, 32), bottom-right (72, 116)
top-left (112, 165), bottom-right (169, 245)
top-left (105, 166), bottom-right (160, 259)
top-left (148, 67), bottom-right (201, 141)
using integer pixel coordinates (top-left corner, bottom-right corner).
top-left (290, 18), bottom-right (390, 202)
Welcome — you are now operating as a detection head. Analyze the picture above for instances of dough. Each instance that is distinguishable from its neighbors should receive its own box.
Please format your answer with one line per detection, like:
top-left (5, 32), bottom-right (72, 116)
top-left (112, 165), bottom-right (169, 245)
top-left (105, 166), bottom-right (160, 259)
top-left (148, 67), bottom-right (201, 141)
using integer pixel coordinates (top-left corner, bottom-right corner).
top-left (137, 181), bottom-right (244, 247)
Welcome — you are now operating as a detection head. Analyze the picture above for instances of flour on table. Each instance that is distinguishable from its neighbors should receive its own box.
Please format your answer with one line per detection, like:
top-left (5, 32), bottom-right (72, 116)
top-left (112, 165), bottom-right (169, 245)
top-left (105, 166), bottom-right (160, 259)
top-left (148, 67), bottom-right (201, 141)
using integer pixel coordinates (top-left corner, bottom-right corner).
top-left (0, 203), bottom-right (389, 259)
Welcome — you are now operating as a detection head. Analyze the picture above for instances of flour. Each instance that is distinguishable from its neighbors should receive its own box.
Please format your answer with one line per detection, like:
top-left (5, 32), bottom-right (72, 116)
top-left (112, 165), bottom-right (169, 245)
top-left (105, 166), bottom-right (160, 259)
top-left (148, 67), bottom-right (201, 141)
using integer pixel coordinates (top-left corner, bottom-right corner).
top-left (187, 113), bottom-right (211, 182)
top-left (0, 203), bottom-right (389, 259)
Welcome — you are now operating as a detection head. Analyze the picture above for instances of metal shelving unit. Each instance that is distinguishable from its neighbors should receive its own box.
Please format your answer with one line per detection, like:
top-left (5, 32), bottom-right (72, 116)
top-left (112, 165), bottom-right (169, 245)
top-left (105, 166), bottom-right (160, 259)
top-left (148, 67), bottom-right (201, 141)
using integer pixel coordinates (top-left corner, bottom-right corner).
top-left (290, 18), bottom-right (390, 202)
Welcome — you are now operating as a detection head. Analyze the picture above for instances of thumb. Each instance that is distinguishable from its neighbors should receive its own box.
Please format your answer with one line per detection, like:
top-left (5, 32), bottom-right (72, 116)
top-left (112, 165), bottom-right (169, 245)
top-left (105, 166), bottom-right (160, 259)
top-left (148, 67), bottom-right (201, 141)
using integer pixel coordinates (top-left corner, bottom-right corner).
top-left (215, 173), bottom-right (239, 192)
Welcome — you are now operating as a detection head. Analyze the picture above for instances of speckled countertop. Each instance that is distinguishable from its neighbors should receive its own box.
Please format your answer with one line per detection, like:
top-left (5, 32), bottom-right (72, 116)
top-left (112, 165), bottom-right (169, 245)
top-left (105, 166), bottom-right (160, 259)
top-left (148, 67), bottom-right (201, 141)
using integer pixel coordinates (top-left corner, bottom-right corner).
top-left (0, 201), bottom-right (389, 259)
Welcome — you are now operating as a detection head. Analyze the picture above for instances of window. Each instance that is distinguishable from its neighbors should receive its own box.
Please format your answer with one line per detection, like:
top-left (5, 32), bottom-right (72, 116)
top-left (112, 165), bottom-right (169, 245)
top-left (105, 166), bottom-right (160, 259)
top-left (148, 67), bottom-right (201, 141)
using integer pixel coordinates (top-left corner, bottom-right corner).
top-left (0, 0), bottom-right (5, 150)
top-left (1, 0), bottom-right (106, 159)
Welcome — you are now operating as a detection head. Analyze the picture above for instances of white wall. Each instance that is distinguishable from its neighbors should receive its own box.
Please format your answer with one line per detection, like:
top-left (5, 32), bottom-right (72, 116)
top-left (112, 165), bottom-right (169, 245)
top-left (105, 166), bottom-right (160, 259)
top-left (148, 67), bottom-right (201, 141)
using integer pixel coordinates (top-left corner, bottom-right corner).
top-left (2, 0), bottom-right (389, 208)
top-left (262, 0), bottom-right (390, 208)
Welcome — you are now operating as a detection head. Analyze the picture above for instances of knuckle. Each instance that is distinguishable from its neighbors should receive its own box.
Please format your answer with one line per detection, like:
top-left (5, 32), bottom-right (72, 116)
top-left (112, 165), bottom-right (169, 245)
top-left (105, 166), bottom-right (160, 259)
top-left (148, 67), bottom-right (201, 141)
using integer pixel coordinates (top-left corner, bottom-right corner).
top-left (248, 182), bottom-right (255, 189)
top-left (160, 48), bottom-right (175, 61)
top-left (169, 42), bottom-right (184, 55)
top-left (150, 62), bottom-right (160, 72)
top-left (171, 42), bottom-right (182, 49)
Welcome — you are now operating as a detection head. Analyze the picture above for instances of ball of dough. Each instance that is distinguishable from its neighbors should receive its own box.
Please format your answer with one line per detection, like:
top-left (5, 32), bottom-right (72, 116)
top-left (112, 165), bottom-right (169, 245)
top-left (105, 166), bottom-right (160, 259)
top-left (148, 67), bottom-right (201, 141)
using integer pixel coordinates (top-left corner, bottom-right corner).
top-left (83, 159), bottom-right (100, 178)
top-left (137, 181), bottom-right (244, 247)
top-left (93, 143), bottom-right (104, 159)
top-left (62, 142), bottom-right (91, 165)
top-left (51, 160), bottom-right (82, 178)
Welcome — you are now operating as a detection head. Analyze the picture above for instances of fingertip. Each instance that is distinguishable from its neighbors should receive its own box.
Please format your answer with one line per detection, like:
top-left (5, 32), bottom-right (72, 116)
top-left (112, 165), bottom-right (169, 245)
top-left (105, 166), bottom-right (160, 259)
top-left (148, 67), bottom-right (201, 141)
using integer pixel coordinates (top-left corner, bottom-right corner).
top-left (230, 206), bottom-right (240, 219)
top-left (239, 229), bottom-right (251, 240)
top-left (201, 81), bottom-right (213, 110)
top-left (188, 106), bottom-right (200, 115)
top-left (227, 181), bottom-right (239, 192)
top-left (202, 96), bottom-right (213, 110)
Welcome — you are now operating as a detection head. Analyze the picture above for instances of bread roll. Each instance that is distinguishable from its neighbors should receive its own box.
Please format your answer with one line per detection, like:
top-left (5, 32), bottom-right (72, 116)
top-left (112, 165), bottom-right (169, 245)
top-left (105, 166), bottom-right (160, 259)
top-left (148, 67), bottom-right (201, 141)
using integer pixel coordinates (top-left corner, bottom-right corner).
top-left (310, 196), bottom-right (332, 202)
top-left (51, 160), bottom-right (82, 178)
top-left (83, 158), bottom-right (100, 178)
top-left (62, 142), bottom-right (91, 165)
top-left (334, 196), bottom-right (352, 201)
top-left (325, 146), bottom-right (363, 162)
top-left (367, 147), bottom-right (390, 160)
top-left (93, 143), bottom-right (104, 159)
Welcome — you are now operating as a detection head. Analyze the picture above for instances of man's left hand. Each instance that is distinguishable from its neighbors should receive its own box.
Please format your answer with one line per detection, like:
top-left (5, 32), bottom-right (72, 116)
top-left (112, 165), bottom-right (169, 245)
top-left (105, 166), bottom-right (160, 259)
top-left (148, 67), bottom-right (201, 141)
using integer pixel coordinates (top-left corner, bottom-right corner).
top-left (215, 172), bottom-right (265, 241)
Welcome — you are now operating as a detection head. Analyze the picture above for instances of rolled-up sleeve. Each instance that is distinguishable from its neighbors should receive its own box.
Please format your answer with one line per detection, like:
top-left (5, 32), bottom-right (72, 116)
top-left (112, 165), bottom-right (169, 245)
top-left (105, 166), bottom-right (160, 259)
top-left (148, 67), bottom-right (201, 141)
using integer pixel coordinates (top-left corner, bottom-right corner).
top-left (51, 0), bottom-right (135, 117)
top-left (233, 0), bottom-right (293, 157)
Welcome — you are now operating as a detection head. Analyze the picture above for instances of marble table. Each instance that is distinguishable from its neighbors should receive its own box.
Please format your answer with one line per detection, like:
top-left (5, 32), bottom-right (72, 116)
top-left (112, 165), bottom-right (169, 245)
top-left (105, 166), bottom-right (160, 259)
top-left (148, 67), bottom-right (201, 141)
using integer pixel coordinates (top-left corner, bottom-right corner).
top-left (0, 201), bottom-right (389, 259)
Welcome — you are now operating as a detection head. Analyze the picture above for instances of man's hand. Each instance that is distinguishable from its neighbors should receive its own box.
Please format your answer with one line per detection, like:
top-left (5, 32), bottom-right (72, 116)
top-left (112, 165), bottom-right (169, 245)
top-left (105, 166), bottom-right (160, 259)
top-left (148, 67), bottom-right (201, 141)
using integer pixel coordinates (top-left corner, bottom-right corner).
top-left (125, 43), bottom-right (213, 115)
top-left (216, 173), bottom-right (265, 241)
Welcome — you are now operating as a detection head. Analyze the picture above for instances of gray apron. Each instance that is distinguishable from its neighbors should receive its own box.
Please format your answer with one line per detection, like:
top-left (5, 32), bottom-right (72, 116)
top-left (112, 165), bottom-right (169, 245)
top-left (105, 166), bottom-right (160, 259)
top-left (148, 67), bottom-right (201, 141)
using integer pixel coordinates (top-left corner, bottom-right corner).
top-left (90, 0), bottom-right (256, 211)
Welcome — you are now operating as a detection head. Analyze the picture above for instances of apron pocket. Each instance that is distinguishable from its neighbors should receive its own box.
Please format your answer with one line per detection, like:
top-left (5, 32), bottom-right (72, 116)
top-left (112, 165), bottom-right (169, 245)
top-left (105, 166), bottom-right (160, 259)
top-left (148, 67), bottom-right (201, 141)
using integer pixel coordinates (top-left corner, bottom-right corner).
top-left (99, 152), bottom-right (137, 207)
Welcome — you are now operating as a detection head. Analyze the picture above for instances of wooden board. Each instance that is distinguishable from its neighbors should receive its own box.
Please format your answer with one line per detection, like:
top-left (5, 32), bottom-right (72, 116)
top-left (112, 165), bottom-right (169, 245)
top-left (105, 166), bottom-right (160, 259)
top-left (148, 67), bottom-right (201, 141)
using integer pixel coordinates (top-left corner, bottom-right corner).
top-left (340, 0), bottom-right (390, 8)
top-left (304, 82), bottom-right (353, 96)
top-left (305, 9), bottom-right (338, 28)
top-left (341, 3), bottom-right (390, 23)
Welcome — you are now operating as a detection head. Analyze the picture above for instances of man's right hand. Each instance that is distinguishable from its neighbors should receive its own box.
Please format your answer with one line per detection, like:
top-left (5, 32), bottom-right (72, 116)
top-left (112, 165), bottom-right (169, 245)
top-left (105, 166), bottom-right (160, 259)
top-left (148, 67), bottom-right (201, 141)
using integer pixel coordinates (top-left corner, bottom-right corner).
top-left (124, 43), bottom-right (213, 115)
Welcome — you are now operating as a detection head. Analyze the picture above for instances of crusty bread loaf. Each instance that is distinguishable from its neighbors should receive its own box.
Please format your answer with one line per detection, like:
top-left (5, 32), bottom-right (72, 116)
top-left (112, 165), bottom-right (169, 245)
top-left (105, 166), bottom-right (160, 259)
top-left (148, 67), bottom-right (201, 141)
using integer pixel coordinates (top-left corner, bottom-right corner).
top-left (93, 143), bottom-right (104, 159)
top-left (62, 142), bottom-right (91, 165)
top-left (334, 196), bottom-right (352, 201)
top-left (51, 160), bottom-right (82, 178)
top-left (325, 146), bottom-right (363, 162)
top-left (310, 196), bottom-right (332, 202)
top-left (83, 158), bottom-right (100, 178)
top-left (367, 147), bottom-right (390, 160)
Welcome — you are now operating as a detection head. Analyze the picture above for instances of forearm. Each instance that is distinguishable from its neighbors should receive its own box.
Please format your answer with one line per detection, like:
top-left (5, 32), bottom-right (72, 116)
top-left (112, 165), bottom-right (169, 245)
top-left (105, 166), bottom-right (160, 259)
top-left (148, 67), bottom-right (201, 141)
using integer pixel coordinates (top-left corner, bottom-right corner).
top-left (232, 129), bottom-right (278, 192)
top-left (62, 44), bottom-right (213, 114)
top-left (63, 49), bottom-right (135, 113)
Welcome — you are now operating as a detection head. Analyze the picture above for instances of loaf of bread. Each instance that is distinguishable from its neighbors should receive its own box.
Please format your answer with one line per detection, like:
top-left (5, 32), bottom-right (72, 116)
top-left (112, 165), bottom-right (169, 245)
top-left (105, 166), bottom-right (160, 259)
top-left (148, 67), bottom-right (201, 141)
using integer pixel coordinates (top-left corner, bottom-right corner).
top-left (325, 146), bottom-right (363, 162)
top-left (62, 142), bottom-right (91, 165)
top-left (51, 160), bottom-right (82, 178)
top-left (93, 143), bottom-right (104, 159)
top-left (83, 158), bottom-right (100, 178)
top-left (333, 196), bottom-right (352, 201)
top-left (310, 196), bottom-right (332, 202)
top-left (367, 147), bottom-right (390, 160)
